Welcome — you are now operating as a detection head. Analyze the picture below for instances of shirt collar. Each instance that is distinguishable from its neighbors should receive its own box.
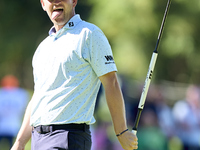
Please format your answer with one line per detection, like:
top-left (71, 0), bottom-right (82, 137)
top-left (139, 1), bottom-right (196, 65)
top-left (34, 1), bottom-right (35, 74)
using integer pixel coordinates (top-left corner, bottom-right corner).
top-left (48, 14), bottom-right (82, 36)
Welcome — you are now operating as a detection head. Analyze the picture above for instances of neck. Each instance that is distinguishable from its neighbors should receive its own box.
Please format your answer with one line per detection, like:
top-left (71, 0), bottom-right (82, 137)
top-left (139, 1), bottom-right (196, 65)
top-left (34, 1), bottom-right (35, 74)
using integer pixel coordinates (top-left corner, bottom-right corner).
top-left (54, 13), bottom-right (76, 32)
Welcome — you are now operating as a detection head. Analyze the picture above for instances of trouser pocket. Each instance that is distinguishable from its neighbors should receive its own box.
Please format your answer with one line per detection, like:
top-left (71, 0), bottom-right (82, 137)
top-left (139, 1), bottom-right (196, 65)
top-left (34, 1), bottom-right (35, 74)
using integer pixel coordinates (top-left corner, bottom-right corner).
top-left (68, 130), bottom-right (91, 150)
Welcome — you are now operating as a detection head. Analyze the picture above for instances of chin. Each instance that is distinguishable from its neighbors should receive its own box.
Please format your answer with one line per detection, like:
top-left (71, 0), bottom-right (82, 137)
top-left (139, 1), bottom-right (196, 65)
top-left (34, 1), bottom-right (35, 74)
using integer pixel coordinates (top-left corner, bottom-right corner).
top-left (54, 20), bottom-right (67, 26)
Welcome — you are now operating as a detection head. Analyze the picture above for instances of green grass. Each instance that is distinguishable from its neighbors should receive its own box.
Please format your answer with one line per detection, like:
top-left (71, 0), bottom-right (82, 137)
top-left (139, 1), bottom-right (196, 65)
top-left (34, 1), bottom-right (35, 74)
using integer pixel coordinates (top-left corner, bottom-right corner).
top-left (0, 139), bottom-right (31, 150)
top-left (0, 138), bottom-right (10, 150)
top-left (25, 140), bottom-right (31, 150)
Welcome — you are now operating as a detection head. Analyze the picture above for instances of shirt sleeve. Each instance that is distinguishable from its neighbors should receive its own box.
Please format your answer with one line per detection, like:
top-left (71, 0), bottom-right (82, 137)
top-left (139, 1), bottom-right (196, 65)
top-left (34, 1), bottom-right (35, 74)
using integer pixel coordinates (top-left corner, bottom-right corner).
top-left (86, 28), bottom-right (117, 77)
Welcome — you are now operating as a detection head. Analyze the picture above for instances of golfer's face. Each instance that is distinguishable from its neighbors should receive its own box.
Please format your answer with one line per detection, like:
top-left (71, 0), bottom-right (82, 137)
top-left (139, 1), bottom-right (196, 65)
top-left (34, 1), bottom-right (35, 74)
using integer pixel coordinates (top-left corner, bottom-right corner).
top-left (41, 0), bottom-right (77, 29)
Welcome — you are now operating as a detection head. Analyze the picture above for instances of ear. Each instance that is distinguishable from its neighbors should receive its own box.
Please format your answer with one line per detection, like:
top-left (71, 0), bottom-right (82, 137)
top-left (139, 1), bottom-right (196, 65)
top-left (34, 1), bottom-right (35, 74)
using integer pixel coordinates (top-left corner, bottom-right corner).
top-left (40, 0), bottom-right (46, 11)
top-left (73, 0), bottom-right (78, 8)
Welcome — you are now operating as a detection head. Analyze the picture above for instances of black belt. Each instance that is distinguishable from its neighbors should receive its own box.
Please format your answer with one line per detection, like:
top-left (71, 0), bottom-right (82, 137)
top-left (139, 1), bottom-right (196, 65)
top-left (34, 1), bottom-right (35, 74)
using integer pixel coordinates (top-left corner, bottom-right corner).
top-left (34, 123), bottom-right (89, 134)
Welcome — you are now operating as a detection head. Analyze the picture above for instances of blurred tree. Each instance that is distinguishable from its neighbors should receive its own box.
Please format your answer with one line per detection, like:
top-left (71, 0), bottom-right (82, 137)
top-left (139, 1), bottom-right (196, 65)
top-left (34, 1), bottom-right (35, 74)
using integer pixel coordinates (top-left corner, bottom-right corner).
top-left (87, 0), bottom-right (200, 84)
top-left (0, 0), bottom-right (50, 89)
top-left (0, 0), bottom-right (200, 90)
top-left (158, 0), bottom-right (200, 84)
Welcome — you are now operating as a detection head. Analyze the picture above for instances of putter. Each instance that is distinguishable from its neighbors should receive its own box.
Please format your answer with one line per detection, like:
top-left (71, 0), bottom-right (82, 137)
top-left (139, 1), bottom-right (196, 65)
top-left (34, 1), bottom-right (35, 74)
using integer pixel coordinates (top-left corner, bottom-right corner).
top-left (132, 0), bottom-right (172, 135)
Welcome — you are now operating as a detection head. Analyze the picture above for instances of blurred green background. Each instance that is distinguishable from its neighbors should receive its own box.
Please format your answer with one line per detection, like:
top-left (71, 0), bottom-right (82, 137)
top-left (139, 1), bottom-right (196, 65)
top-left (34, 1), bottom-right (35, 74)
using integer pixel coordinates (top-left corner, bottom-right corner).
top-left (1, 0), bottom-right (200, 88)
top-left (0, 0), bottom-right (200, 149)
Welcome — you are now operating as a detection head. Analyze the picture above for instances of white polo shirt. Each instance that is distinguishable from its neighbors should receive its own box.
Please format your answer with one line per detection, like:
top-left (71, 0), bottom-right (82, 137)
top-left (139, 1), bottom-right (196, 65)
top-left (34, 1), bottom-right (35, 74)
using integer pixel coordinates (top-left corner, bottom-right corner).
top-left (30, 15), bottom-right (117, 126)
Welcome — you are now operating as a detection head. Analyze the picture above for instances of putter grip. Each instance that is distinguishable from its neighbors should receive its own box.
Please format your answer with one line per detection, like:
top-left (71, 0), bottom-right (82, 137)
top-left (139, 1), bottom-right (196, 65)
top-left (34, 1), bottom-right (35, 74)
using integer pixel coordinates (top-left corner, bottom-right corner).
top-left (138, 52), bottom-right (158, 109)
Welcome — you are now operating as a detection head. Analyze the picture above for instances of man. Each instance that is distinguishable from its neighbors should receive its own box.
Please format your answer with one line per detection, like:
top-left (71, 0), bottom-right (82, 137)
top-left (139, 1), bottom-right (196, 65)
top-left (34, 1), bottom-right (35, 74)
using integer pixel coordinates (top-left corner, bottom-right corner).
top-left (11, 0), bottom-right (138, 149)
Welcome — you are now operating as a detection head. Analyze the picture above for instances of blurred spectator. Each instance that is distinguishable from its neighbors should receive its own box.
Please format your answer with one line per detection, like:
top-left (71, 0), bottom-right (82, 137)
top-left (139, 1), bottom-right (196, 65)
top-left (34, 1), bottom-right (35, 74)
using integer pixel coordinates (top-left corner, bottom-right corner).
top-left (137, 109), bottom-right (168, 150)
top-left (0, 75), bottom-right (29, 149)
top-left (172, 85), bottom-right (200, 150)
top-left (152, 85), bottom-right (175, 139)
top-left (91, 122), bottom-right (114, 150)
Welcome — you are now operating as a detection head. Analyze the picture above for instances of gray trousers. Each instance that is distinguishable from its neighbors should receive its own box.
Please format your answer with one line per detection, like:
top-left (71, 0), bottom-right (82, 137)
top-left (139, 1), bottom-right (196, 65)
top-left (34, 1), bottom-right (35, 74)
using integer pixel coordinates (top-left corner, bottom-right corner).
top-left (31, 124), bottom-right (91, 150)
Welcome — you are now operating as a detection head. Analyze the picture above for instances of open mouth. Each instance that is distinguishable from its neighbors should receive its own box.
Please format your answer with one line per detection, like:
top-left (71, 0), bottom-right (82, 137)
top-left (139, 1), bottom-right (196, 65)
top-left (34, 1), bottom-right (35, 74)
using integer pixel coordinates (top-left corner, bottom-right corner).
top-left (54, 8), bottom-right (63, 12)
top-left (52, 8), bottom-right (64, 19)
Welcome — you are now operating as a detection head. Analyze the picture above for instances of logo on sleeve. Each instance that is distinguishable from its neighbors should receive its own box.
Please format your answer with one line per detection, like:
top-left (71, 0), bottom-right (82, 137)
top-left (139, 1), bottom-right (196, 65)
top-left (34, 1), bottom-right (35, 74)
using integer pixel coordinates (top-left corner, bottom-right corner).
top-left (105, 55), bottom-right (115, 64)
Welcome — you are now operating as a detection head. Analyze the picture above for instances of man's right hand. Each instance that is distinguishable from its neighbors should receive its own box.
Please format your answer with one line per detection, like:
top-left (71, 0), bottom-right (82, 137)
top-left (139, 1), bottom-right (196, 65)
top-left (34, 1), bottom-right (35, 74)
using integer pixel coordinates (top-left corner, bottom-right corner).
top-left (117, 130), bottom-right (138, 150)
